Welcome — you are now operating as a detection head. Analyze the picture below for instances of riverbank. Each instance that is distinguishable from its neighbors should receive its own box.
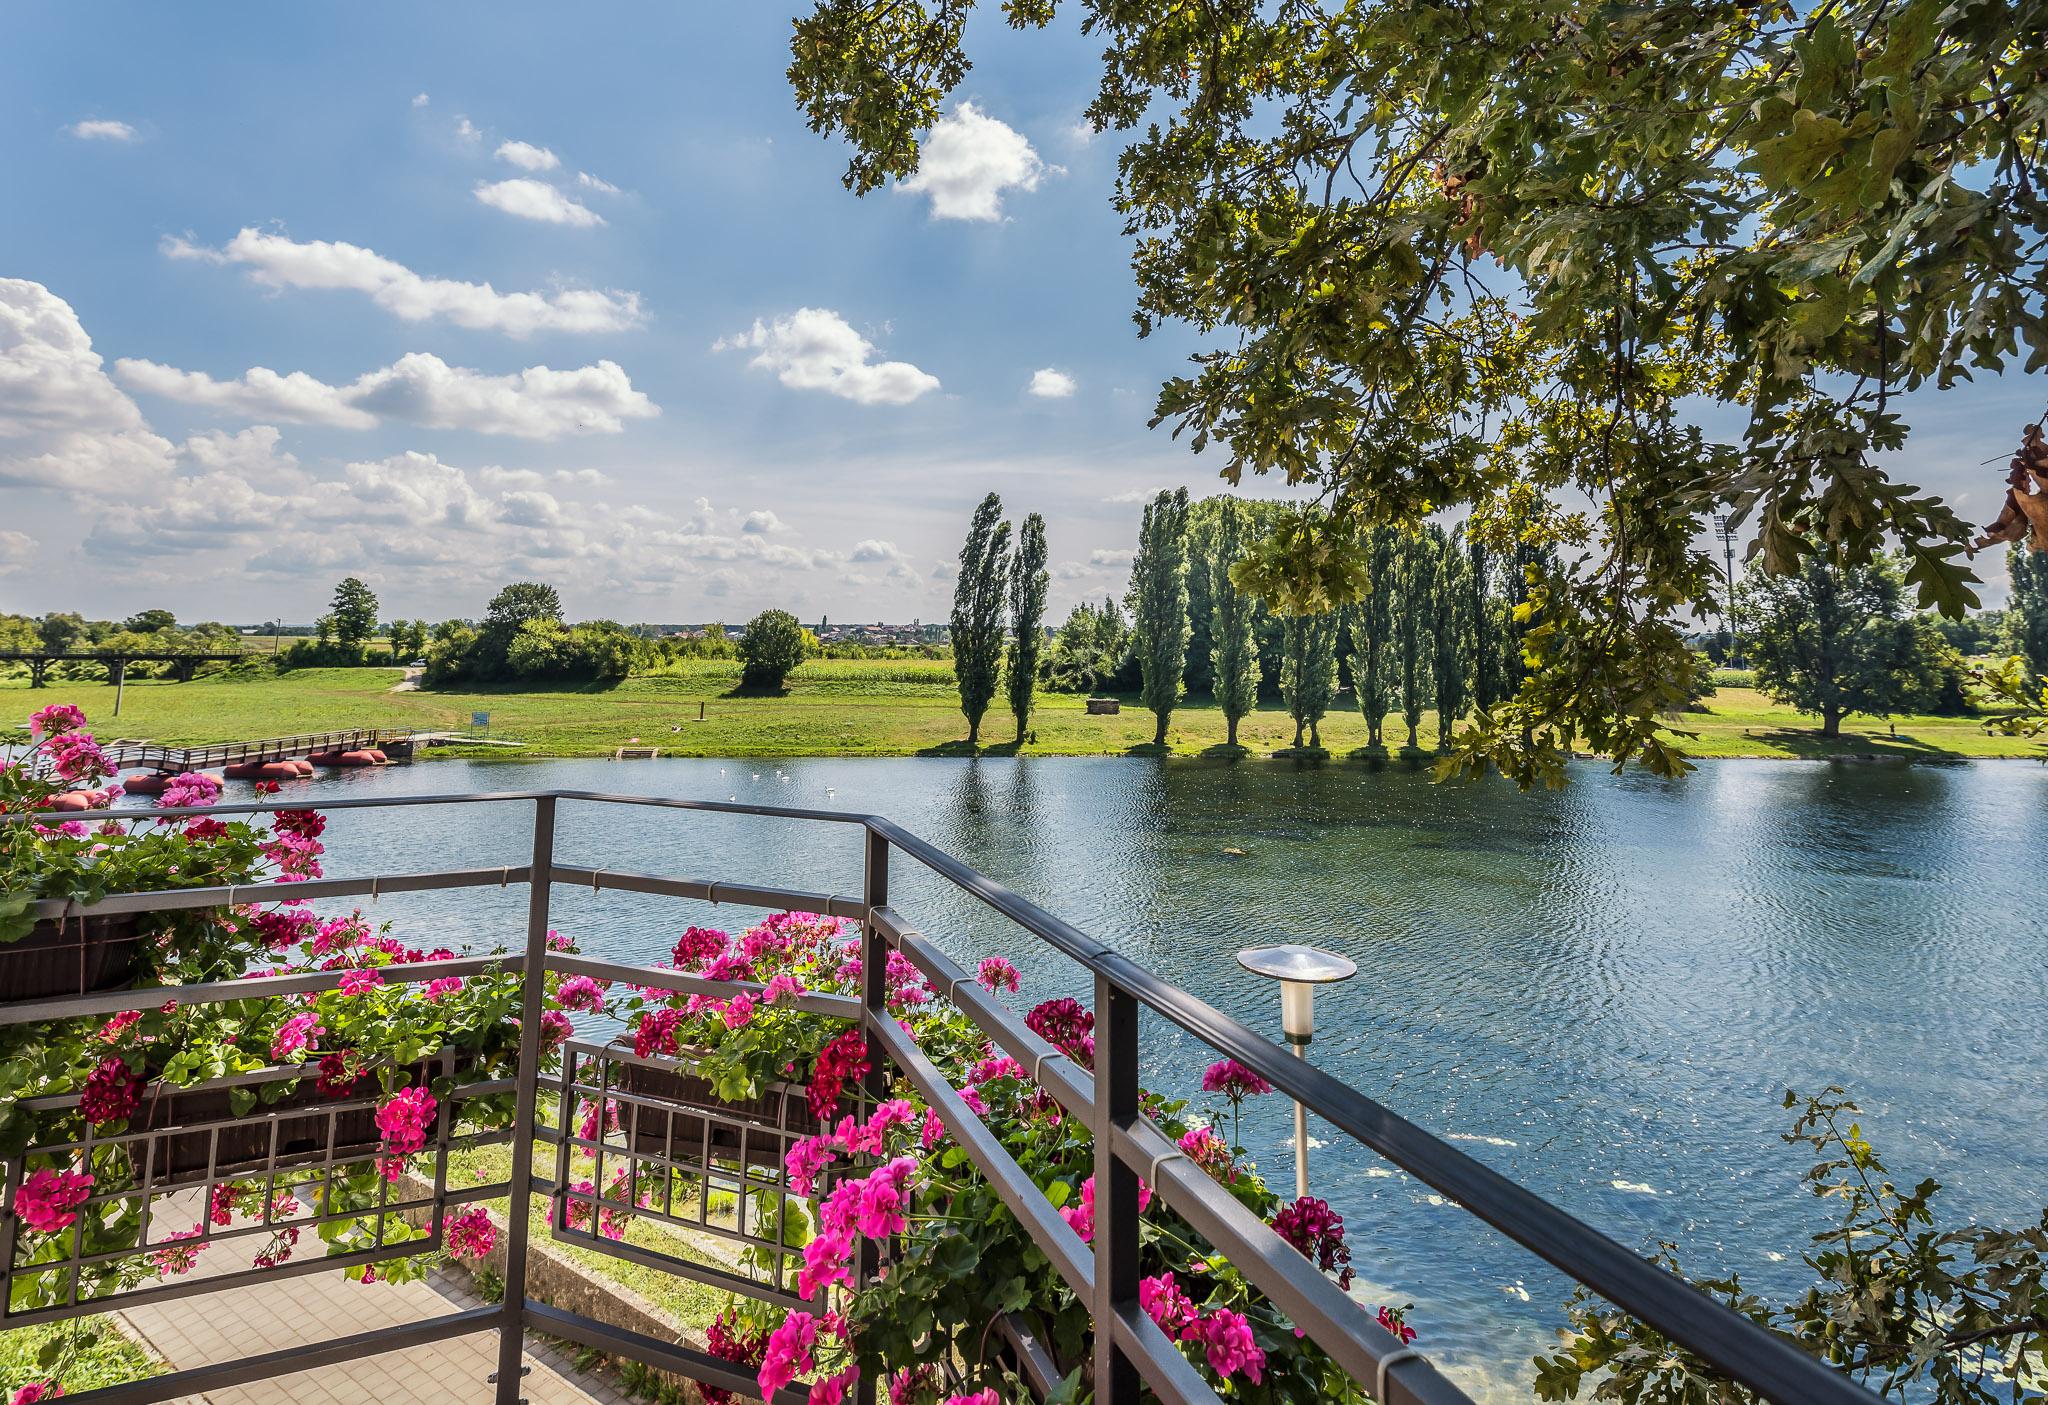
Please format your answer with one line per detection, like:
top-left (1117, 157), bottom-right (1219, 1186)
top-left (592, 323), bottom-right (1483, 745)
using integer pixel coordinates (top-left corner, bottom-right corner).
top-left (4, 663), bottom-right (2037, 762)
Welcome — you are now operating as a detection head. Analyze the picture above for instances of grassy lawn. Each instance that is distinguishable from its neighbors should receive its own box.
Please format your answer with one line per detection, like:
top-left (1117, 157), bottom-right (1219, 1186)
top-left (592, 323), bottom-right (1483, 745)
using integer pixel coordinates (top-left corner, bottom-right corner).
top-left (4, 665), bottom-right (2038, 762)
top-left (0, 1317), bottom-right (160, 1395)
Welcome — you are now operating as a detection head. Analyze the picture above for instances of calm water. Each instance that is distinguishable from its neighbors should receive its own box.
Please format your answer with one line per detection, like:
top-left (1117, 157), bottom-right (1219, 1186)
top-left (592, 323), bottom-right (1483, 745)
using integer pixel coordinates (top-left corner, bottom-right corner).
top-left (271, 755), bottom-right (2047, 1398)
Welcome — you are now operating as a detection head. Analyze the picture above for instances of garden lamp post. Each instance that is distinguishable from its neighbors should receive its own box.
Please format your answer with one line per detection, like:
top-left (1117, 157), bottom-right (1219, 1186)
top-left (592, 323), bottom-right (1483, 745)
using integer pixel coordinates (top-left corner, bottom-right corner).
top-left (1236, 944), bottom-right (1357, 1199)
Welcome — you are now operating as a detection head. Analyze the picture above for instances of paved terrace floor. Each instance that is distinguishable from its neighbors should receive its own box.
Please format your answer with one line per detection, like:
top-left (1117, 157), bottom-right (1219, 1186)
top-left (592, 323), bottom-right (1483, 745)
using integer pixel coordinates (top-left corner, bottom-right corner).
top-left (114, 1264), bottom-right (631, 1405)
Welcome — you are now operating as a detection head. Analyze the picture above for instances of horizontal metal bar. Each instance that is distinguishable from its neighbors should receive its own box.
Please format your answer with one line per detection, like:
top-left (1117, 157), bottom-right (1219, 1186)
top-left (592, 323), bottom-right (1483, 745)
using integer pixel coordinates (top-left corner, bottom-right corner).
top-left (1111, 1119), bottom-right (1469, 1405)
top-left (23, 865), bottom-right (534, 921)
top-left (865, 819), bottom-right (1877, 1405)
top-left (550, 864), bottom-right (866, 920)
top-left (49, 1305), bottom-right (498, 1405)
top-left (5, 788), bottom-right (879, 827)
top-left (865, 1007), bottom-right (1095, 1299)
top-left (548, 954), bottom-right (862, 1020)
top-left (0, 952), bottom-right (521, 1028)
top-left (523, 1299), bottom-right (813, 1404)
top-left (551, 1216), bottom-right (808, 1313)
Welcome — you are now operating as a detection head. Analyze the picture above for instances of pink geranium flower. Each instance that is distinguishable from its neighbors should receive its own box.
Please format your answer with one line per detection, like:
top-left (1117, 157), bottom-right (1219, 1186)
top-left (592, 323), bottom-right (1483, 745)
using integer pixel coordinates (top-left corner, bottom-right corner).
top-left (554, 975), bottom-right (606, 1012)
top-left (758, 1311), bottom-right (819, 1397)
top-left (1182, 1307), bottom-right (1266, 1383)
top-left (975, 956), bottom-right (1020, 993)
top-left (447, 1205), bottom-right (497, 1262)
top-left (15, 1168), bottom-right (93, 1233)
top-left (374, 1086), bottom-right (437, 1156)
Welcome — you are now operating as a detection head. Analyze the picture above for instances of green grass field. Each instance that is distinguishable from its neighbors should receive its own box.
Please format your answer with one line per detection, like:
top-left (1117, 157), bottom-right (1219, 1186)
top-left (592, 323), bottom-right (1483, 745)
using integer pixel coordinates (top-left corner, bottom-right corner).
top-left (0, 1317), bottom-right (159, 1396)
top-left (4, 662), bottom-right (2039, 763)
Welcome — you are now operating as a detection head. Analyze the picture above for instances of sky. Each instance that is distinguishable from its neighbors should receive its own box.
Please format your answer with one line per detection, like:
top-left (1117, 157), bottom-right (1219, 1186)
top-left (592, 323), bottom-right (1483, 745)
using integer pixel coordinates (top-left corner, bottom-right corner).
top-left (1, 4), bottom-right (2039, 628)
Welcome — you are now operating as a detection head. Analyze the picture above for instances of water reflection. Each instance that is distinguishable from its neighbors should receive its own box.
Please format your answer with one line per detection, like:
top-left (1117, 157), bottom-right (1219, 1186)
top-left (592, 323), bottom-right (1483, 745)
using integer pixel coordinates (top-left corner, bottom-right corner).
top-left (273, 755), bottom-right (2048, 1398)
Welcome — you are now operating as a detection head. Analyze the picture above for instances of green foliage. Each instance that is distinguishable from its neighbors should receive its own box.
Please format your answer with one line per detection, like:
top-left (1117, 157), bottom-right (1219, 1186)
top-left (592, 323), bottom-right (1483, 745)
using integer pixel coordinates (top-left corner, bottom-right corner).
top-left (1042, 597), bottom-right (1135, 694)
top-left (786, 0), bottom-right (2045, 784)
top-left (1209, 499), bottom-right (1261, 745)
top-left (1278, 611), bottom-right (1340, 749)
top-left (1008, 512), bottom-right (1049, 741)
top-left (1431, 527), bottom-right (1475, 747)
top-left (2009, 546), bottom-right (2048, 681)
top-left (1351, 527), bottom-right (1398, 747)
top-left (1737, 555), bottom-right (1932, 736)
top-left (1395, 532), bottom-right (1437, 750)
top-left (737, 610), bottom-right (816, 691)
top-left (329, 577), bottom-right (379, 652)
top-left (0, 1317), bottom-right (159, 1397)
top-left (1538, 1089), bottom-right (2048, 1404)
top-left (1132, 487), bottom-right (1192, 745)
top-left (950, 493), bottom-right (1012, 742)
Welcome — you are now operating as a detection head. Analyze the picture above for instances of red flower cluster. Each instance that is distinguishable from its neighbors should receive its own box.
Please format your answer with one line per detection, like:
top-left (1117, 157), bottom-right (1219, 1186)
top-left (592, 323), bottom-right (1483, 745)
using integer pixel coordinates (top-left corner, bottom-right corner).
top-left (272, 808), bottom-right (326, 839)
top-left (702, 1311), bottom-right (771, 1405)
top-left (1024, 997), bottom-right (1096, 1067)
top-left (671, 925), bottom-right (730, 968)
top-left (80, 1056), bottom-right (142, 1127)
top-left (807, 1027), bottom-right (871, 1115)
top-left (1271, 1195), bottom-right (1354, 1290)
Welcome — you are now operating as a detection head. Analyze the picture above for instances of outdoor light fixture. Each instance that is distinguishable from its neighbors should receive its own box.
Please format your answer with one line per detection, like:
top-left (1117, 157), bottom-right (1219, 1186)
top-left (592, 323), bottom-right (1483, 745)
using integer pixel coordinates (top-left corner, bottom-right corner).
top-left (1236, 944), bottom-right (1357, 1198)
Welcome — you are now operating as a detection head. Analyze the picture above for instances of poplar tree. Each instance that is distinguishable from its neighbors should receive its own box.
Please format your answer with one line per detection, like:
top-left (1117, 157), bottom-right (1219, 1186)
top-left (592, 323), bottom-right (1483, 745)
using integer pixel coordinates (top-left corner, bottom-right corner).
top-left (1395, 532), bottom-right (1437, 749)
top-left (1351, 526), bottom-right (1398, 747)
top-left (1209, 498), bottom-right (1259, 747)
top-left (951, 493), bottom-right (1011, 744)
top-left (1432, 527), bottom-right (1475, 748)
top-left (1468, 534), bottom-right (1508, 712)
top-left (2008, 545), bottom-right (2048, 683)
top-left (1007, 512), bottom-right (1049, 742)
top-left (1279, 611), bottom-right (1340, 750)
top-left (1132, 488), bottom-right (1192, 746)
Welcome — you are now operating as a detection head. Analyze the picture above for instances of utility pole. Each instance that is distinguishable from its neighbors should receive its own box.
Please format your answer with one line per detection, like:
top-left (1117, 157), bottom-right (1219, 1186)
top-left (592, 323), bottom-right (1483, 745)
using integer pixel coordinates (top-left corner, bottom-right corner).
top-left (271, 618), bottom-right (282, 654)
top-left (1713, 515), bottom-right (1739, 664)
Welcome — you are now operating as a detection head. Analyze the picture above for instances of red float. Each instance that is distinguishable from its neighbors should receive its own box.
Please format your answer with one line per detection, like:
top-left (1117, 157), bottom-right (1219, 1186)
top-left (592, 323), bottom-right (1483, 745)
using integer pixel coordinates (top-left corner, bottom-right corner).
top-left (288, 759), bottom-right (314, 776)
top-left (121, 773), bottom-right (171, 795)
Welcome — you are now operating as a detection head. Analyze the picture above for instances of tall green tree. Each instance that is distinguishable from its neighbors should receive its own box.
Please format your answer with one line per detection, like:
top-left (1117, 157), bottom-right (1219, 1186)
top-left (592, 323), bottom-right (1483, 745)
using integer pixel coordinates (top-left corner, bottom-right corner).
top-left (1278, 611), bottom-right (1340, 750)
top-left (950, 493), bottom-right (1011, 744)
top-left (1467, 534), bottom-right (1509, 712)
top-left (2008, 545), bottom-right (2048, 682)
top-left (1432, 527), bottom-right (1475, 748)
top-left (789, 1), bottom-right (2034, 783)
top-left (1394, 533), bottom-right (1437, 749)
top-left (738, 609), bottom-right (815, 690)
top-left (329, 577), bottom-right (379, 653)
top-left (1350, 527), bottom-right (1398, 747)
top-left (476, 582), bottom-right (564, 678)
top-left (1007, 512), bottom-right (1048, 742)
top-left (1131, 488), bottom-right (1192, 746)
top-left (1736, 556), bottom-right (1931, 737)
top-left (1209, 499), bottom-right (1260, 747)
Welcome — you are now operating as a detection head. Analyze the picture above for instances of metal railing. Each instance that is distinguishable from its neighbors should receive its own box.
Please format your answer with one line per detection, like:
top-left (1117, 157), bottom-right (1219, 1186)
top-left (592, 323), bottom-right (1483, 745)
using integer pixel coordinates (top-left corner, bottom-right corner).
top-left (1, 791), bottom-right (1879, 1405)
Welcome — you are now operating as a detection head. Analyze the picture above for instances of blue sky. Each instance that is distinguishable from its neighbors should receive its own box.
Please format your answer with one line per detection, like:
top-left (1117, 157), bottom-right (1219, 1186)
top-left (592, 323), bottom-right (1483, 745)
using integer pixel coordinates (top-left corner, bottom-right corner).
top-left (1, 3), bottom-right (2037, 625)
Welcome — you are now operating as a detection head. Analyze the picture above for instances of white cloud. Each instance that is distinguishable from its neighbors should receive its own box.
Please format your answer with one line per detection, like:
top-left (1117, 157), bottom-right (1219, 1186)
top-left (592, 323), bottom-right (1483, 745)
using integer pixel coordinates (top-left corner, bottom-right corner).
top-left (715, 308), bottom-right (939, 406)
top-left (850, 539), bottom-right (907, 563)
top-left (897, 101), bottom-right (1047, 221)
top-left (474, 178), bottom-right (605, 227)
top-left (69, 119), bottom-right (138, 141)
top-left (1103, 486), bottom-right (1168, 504)
top-left (412, 93), bottom-right (431, 108)
top-left (0, 279), bottom-right (177, 494)
top-left (1090, 548), bottom-right (1134, 568)
top-left (1065, 118), bottom-right (1099, 145)
top-left (455, 116), bottom-right (482, 143)
top-left (742, 510), bottom-right (783, 534)
top-left (0, 530), bottom-right (35, 575)
top-left (576, 171), bottom-right (620, 194)
top-left (495, 139), bottom-right (560, 172)
top-left (475, 179), bottom-right (602, 228)
top-left (117, 351), bottom-right (658, 439)
top-left (164, 227), bottom-right (643, 336)
top-left (1027, 368), bottom-right (1077, 398)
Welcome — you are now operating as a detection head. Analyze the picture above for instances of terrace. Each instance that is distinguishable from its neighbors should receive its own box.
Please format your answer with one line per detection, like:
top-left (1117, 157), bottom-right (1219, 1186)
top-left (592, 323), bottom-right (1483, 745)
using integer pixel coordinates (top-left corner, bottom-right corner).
top-left (3, 790), bottom-right (1876, 1405)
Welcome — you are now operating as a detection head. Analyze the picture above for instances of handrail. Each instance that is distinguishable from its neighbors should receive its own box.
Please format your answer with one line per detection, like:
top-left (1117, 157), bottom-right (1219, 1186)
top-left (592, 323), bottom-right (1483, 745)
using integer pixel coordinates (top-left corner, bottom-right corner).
top-left (0, 789), bottom-right (1880, 1405)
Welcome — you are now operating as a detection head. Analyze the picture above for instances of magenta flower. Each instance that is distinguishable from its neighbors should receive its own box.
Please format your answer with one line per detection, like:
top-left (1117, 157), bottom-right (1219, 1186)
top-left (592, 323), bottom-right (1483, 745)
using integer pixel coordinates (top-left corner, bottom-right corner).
top-left (806, 1028), bottom-right (871, 1116)
top-left (159, 771), bottom-right (222, 810)
top-left (1378, 1304), bottom-right (1417, 1344)
top-left (854, 1157), bottom-right (917, 1237)
top-left (80, 1057), bottom-right (142, 1127)
top-left (722, 991), bottom-right (757, 1030)
top-left (1179, 1125), bottom-right (1236, 1182)
top-left (808, 1365), bottom-right (858, 1405)
top-left (337, 968), bottom-right (383, 997)
top-left (14, 1167), bottom-right (93, 1233)
top-left (148, 1225), bottom-right (207, 1277)
top-left (29, 703), bottom-right (87, 738)
top-left (1201, 1058), bottom-right (1273, 1100)
top-left (446, 1206), bottom-right (497, 1262)
top-left (1181, 1307), bottom-right (1266, 1384)
top-left (942, 1392), bottom-right (1000, 1405)
top-left (762, 972), bottom-right (807, 1005)
top-left (96, 1009), bottom-right (142, 1044)
top-left (1060, 1175), bottom-right (1096, 1242)
top-left (11, 1379), bottom-right (62, 1403)
top-left (44, 731), bottom-right (110, 784)
top-left (758, 1311), bottom-right (820, 1397)
top-left (1025, 997), bottom-right (1096, 1068)
top-left (1271, 1195), bottom-right (1354, 1289)
top-left (920, 1106), bottom-right (946, 1149)
top-left (786, 1134), bottom-right (838, 1198)
top-left (671, 925), bottom-right (729, 969)
top-left (270, 1011), bottom-right (323, 1062)
top-left (975, 956), bottom-right (1021, 993)
top-left (374, 1086), bottom-right (437, 1157)
top-left (968, 1054), bottom-right (1025, 1087)
top-left (633, 1007), bottom-right (683, 1059)
top-left (1139, 1273), bottom-right (1198, 1334)
top-left (554, 974), bottom-right (607, 1012)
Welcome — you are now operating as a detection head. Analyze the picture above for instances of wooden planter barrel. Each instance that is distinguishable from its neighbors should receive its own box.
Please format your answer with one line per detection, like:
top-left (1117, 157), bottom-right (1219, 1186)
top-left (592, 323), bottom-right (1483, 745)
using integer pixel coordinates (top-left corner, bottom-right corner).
top-left (128, 1055), bottom-right (472, 1185)
top-left (0, 912), bottom-right (148, 1004)
top-left (609, 1057), bottom-right (820, 1172)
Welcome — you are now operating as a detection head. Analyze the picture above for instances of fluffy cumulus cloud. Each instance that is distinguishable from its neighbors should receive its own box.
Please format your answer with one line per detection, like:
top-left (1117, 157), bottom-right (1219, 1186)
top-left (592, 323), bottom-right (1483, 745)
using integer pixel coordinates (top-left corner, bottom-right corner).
top-left (494, 139), bottom-right (559, 171)
top-left (576, 171), bottom-right (620, 194)
top-left (412, 93), bottom-right (431, 108)
top-left (1027, 368), bottom-right (1076, 398)
top-left (850, 539), bottom-right (906, 563)
top-left (69, 118), bottom-right (138, 141)
top-left (474, 178), bottom-right (605, 227)
top-left (165, 227), bottom-right (642, 335)
top-left (117, 351), bottom-right (658, 439)
top-left (897, 102), bottom-right (1049, 221)
top-left (0, 279), bottom-right (177, 493)
top-left (715, 308), bottom-right (939, 406)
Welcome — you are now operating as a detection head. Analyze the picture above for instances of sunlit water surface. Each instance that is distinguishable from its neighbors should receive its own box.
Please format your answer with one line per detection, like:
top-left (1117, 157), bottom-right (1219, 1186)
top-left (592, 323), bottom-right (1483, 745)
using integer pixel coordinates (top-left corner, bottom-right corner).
top-left (265, 755), bottom-right (2047, 1398)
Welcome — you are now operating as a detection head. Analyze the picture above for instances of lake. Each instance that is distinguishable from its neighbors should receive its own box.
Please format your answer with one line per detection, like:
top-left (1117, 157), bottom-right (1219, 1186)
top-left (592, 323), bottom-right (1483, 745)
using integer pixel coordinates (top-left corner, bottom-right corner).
top-left (264, 754), bottom-right (2048, 1399)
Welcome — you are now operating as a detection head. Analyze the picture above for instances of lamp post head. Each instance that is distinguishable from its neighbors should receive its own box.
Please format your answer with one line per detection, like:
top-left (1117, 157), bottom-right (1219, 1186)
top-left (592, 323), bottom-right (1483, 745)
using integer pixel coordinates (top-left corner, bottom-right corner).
top-left (1237, 945), bottom-right (1357, 1041)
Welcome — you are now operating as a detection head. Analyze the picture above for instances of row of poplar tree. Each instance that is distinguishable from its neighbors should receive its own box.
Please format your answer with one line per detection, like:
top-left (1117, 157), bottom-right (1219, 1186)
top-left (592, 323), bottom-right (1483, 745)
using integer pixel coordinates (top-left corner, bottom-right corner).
top-left (950, 489), bottom-right (1544, 751)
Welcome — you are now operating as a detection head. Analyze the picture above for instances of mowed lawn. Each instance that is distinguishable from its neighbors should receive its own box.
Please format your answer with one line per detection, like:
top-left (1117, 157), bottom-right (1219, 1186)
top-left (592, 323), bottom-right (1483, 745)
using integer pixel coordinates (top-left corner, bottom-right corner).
top-left (2, 665), bottom-right (2038, 761)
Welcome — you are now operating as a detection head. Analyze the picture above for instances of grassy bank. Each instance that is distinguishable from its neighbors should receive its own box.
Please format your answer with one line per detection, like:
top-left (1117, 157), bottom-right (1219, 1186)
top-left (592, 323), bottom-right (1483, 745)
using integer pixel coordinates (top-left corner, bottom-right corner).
top-left (0, 1317), bottom-right (160, 1395)
top-left (3, 663), bottom-right (2037, 762)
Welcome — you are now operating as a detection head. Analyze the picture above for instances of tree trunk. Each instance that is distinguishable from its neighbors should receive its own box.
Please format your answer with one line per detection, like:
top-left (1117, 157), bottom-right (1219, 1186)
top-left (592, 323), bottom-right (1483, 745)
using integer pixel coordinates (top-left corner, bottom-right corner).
top-left (1153, 713), bottom-right (1169, 747)
top-left (1407, 723), bottom-right (1419, 749)
top-left (1225, 715), bottom-right (1239, 746)
top-left (1309, 720), bottom-right (1321, 749)
top-left (1293, 719), bottom-right (1305, 747)
top-left (1821, 706), bottom-right (1842, 738)
top-left (967, 716), bottom-right (980, 744)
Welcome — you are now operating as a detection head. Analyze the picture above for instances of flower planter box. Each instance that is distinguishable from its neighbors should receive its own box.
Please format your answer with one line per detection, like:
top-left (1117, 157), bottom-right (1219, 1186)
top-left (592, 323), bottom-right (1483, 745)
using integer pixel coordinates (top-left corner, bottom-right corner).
top-left (0, 911), bottom-right (149, 1005)
top-left (129, 1055), bottom-right (471, 1185)
top-left (609, 1055), bottom-right (821, 1174)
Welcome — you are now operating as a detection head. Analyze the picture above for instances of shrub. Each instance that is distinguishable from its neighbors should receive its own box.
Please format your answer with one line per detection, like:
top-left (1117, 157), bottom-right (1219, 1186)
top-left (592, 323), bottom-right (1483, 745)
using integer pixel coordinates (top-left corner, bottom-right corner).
top-left (737, 610), bottom-right (815, 690)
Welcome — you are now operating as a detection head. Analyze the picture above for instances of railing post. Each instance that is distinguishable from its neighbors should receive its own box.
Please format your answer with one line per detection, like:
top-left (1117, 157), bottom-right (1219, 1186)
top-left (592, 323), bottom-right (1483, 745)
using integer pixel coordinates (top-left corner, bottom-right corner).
top-left (494, 794), bottom-right (555, 1405)
top-left (1093, 974), bottom-right (1140, 1405)
top-left (855, 826), bottom-right (890, 1405)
